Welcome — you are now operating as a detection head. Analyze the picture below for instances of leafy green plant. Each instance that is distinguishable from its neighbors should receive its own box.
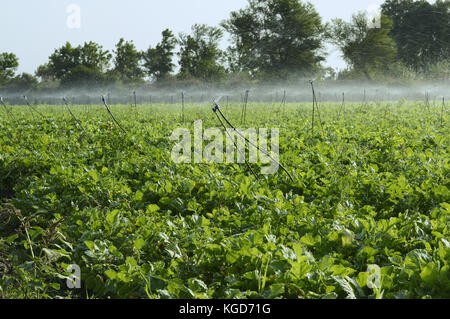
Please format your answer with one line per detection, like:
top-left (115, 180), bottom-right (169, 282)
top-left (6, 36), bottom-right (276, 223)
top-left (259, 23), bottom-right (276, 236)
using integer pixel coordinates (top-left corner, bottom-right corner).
top-left (0, 100), bottom-right (448, 299)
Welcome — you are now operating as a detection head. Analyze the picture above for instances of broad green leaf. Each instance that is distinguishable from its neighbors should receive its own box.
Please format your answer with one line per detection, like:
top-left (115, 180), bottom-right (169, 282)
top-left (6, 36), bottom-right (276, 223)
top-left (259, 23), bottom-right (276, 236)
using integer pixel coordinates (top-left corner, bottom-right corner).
top-left (134, 238), bottom-right (145, 251)
top-left (105, 269), bottom-right (117, 280)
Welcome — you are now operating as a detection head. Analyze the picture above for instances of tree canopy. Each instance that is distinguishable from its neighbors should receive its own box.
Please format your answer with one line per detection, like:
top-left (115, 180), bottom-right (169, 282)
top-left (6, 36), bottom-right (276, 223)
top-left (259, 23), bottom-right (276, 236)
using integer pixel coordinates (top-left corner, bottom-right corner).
top-left (5, 73), bottom-right (38, 91)
top-left (40, 42), bottom-right (112, 87)
top-left (381, 0), bottom-right (450, 71)
top-left (327, 13), bottom-right (398, 80)
top-left (113, 38), bottom-right (144, 84)
top-left (0, 52), bottom-right (19, 86)
top-left (177, 24), bottom-right (226, 81)
top-left (2, 0), bottom-right (449, 91)
top-left (142, 29), bottom-right (177, 81)
top-left (222, 0), bottom-right (325, 80)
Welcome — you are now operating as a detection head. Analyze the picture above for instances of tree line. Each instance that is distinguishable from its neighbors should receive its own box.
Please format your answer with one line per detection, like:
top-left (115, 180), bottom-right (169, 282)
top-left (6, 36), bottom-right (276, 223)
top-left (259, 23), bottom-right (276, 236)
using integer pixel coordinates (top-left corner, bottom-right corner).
top-left (1, 0), bottom-right (449, 91)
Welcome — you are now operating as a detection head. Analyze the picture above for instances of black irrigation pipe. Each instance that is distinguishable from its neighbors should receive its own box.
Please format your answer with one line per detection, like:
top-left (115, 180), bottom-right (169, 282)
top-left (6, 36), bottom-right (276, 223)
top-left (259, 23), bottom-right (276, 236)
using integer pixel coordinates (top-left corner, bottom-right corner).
top-left (337, 92), bottom-right (345, 119)
top-left (101, 95), bottom-right (149, 152)
top-left (226, 95), bottom-right (229, 113)
top-left (213, 106), bottom-right (259, 181)
top-left (181, 91), bottom-right (185, 123)
top-left (134, 91), bottom-right (139, 121)
top-left (1, 97), bottom-right (47, 154)
top-left (102, 95), bottom-right (127, 134)
top-left (63, 97), bottom-right (87, 135)
top-left (277, 90), bottom-right (287, 115)
top-left (309, 81), bottom-right (325, 137)
top-left (358, 89), bottom-right (366, 112)
top-left (310, 82), bottom-right (315, 136)
top-left (1, 97), bottom-right (61, 159)
top-left (240, 90), bottom-right (249, 125)
top-left (425, 92), bottom-right (431, 113)
top-left (213, 101), bottom-right (294, 183)
top-left (23, 96), bottom-right (47, 120)
top-left (0, 97), bottom-right (17, 123)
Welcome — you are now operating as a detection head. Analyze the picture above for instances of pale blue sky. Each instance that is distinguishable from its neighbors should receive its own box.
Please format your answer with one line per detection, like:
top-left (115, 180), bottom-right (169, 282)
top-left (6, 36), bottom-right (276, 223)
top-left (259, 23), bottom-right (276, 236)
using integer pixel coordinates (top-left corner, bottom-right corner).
top-left (0, 0), bottom-right (389, 74)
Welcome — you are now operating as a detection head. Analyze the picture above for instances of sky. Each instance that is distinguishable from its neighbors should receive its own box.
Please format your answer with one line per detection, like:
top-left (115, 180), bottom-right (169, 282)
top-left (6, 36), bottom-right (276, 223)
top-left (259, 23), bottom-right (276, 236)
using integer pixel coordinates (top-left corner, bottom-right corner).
top-left (0, 0), bottom-right (389, 75)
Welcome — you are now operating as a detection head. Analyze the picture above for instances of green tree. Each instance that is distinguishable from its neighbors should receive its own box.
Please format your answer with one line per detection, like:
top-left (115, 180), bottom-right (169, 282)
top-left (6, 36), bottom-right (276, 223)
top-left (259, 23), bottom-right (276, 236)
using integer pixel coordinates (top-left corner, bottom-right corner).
top-left (6, 73), bottom-right (38, 91)
top-left (177, 24), bottom-right (226, 81)
top-left (222, 0), bottom-right (325, 80)
top-left (113, 38), bottom-right (144, 83)
top-left (327, 13), bottom-right (397, 80)
top-left (0, 52), bottom-right (19, 86)
top-left (142, 29), bottom-right (177, 81)
top-left (382, 0), bottom-right (450, 71)
top-left (35, 63), bottom-right (54, 82)
top-left (78, 42), bottom-right (112, 72)
top-left (65, 65), bottom-right (110, 86)
top-left (39, 42), bottom-right (112, 86)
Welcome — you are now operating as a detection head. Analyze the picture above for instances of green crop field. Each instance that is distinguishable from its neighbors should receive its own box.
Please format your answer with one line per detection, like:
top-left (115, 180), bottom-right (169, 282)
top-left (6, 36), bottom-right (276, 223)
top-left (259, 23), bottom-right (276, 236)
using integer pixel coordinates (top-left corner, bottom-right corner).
top-left (0, 100), bottom-right (449, 299)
